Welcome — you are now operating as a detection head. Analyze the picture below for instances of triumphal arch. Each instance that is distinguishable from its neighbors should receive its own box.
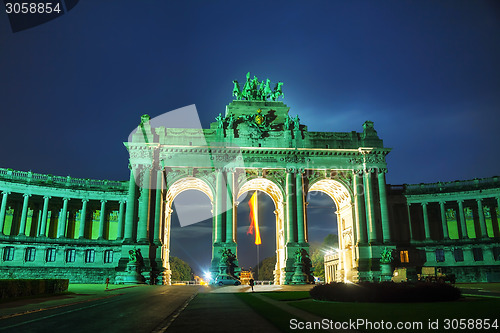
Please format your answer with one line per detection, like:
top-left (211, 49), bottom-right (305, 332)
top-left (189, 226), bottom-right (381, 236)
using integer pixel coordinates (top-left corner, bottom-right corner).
top-left (2, 74), bottom-right (497, 283)
top-left (125, 73), bottom-right (392, 284)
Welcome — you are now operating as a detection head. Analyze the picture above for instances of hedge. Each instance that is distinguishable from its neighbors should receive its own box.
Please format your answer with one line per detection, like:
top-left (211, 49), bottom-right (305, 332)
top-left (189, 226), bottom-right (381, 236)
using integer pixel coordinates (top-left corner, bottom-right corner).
top-left (0, 279), bottom-right (69, 299)
top-left (310, 282), bottom-right (461, 302)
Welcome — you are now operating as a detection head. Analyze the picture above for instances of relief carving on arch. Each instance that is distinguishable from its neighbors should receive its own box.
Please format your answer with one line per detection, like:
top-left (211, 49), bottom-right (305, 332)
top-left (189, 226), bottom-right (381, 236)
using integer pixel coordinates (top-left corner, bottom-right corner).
top-left (264, 169), bottom-right (286, 189)
top-left (342, 227), bottom-right (353, 248)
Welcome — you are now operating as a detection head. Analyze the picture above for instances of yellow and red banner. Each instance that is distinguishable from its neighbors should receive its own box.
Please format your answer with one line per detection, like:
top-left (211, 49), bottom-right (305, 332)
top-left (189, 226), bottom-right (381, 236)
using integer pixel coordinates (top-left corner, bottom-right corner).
top-left (247, 191), bottom-right (261, 245)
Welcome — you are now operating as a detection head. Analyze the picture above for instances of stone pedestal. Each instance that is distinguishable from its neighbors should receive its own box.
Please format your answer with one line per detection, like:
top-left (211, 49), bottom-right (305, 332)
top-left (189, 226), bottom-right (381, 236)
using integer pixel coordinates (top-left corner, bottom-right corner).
top-left (379, 263), bottom-right (393, 282)
top-left (115, 262), bottom-right (145, 285)
top-left (291, 263), bottom-right (308, 284)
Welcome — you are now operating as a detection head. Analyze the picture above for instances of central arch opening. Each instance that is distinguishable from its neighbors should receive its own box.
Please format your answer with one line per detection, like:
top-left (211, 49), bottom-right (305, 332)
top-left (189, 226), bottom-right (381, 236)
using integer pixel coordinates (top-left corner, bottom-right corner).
top-left (236, 190), bottom-right (276, 282)
top-left (237, 177), bottom-right (285, 284)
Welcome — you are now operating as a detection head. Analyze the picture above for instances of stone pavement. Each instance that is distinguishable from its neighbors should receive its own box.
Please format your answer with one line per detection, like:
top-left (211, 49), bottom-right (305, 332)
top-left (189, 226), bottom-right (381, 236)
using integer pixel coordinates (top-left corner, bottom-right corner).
top-left (0, 284), bottom-right (137, 319)
top-left (164, 291), bottom-right (280, 333)
top-left (166, 284), bottom-right (358, 333)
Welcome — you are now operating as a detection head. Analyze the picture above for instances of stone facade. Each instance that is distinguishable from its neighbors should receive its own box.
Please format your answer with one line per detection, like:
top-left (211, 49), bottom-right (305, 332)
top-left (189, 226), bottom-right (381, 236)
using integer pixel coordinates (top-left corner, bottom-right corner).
top-left (0, 169), bottom-right (127, 284)
top-left (1, 99), bottom-right (498, 284)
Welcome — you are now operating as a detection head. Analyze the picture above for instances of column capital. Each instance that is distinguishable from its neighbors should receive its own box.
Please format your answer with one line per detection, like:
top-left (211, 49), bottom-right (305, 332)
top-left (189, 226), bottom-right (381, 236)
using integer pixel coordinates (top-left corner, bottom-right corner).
top-left (475, 198), bottom-right (483, 203)
top-left (457, 199), bottom-right (464, 204)
top-left (438, 200), bottom-right (446, 205)
top-left (377, 168), bottom-right (388, 174)
top-left (296, 168), bottom-right (305, 174)
top-left (2, 191), bottom-right (11, 195)
top-left (286, 167), bottom-right (296, 173)
top-left (421, 202), bottom-right (429, 207)
top-left (81, 198), bottom-right (90, 203)
top-left (352, 169), bottom-right (363, 176)
top-left (119, 199), bottom-right (127, 204)
top-left (100, 199), bottom-right (107, 204)
top-left (223, 167), bottom-right (235, 173)
top-left (22, 193), bottom-right (31, 198)
top-left (63, 197), bottom-right (71, 202)
top-left (43, 195), bottom-right (51, 200)
top-left (364, 168), bottom-right (375, 174)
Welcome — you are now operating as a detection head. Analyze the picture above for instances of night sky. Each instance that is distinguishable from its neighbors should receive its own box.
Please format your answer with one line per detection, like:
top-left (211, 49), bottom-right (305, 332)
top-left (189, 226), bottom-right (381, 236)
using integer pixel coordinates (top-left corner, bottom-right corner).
top-left (1, 1), bottom-right (499, 274)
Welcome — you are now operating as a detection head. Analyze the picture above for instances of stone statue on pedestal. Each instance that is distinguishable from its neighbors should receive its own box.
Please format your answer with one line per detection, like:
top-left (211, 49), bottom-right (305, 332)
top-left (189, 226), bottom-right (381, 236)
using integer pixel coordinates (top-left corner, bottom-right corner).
top-left (291, 248), bottom-right (314, 284)
top-left (219, 248), bottom-right (238, 277)
top-left (379, 247), bottom-right (394, 282)
top-left (115, 247), bottom-right (146, 285)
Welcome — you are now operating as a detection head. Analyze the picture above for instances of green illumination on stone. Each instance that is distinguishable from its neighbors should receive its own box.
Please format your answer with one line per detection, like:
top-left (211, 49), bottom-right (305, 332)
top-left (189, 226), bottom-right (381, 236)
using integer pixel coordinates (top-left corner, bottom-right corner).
top-left (0, 76), bottom-right (499, 285)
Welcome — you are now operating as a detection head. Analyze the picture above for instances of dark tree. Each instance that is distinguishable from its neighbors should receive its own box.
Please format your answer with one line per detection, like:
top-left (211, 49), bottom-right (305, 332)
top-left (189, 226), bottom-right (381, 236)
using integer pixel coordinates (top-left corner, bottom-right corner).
top-left (254, 255), bottom-right (276, 280)
top-left (170, 256), bottom-right (194, 281)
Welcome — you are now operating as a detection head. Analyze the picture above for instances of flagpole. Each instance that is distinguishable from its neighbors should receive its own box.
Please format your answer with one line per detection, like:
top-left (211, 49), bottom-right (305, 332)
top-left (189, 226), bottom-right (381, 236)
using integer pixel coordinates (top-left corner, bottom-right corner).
top-left (256, 191), bottom-right (259, 280)
top-left (257, 243), bottom-right (260, 280)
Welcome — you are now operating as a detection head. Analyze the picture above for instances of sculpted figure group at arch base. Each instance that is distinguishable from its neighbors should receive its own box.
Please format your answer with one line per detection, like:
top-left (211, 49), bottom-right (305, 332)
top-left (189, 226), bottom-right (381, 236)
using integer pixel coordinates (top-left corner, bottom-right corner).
top-left (1, 74), bottom-right (499, 284)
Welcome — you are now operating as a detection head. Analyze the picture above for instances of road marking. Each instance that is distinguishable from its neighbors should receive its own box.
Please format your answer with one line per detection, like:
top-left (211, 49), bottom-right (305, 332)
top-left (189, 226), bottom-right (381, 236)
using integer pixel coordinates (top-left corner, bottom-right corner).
top-left (151, 292), bottom-right (198, 333)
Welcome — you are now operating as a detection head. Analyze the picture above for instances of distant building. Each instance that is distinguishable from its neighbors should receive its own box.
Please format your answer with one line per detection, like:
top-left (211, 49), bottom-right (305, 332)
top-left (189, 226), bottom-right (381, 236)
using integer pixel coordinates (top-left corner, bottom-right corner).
top-left (239, 270), bottom-right (253, 285)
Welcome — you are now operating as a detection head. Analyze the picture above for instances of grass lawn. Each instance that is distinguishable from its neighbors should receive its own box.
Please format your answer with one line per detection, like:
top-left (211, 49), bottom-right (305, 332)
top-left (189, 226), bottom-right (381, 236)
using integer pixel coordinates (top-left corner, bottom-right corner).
top-left (256, 291), bottom-right (499, 333)
top-left (291, 298), bottom-right (499, 332)
top-left (258, 291), bottom-right (311, 301)
top-left (457, 283), bottom-right (500, 293)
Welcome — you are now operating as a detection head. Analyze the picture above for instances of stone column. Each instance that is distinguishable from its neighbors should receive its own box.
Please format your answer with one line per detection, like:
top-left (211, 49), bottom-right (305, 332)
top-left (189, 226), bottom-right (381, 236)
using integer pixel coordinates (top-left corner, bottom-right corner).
top-left (497, 197), bottom-right (500, 217)
top-left (57, 197), bottom-right (70, 238)
top-left (286, 168), bottom-right (296, 243)
top-left (407, 203), bottom-right (413, 241)
top-left (39, 196), bottom-right (50, 237)
top-left (363, 169), bottom-right (377, 243)
top-left (214, 168), bottom-right (224, 243)
top-left (476, 199), bottom-right (488, 238)
top-left (78, 199), bottom-right (89, 239)
top-left (124, 166), bottom-right (137, 242)
top-left (457, 200), bottom-right (467, 239)
top-left (422, 202), bottom-right (431, 240)
top-left (353, 171), bottom-right (366, 244)
top-left (117, 200), bottom-right (125, 240)
top-left (225, 170), bottom-right (234, 243)
top-left (18, 193), bottom-right (31, 236)
top-left (377, 169), bottom-right (390, 243)
top-left (153, 169), bottom-right (163, 244)
top-left (137, 166), bottom-right (151, 243)
top-left (0, 191), bottom-right (10, 235)
top-left (67, 211), bottom-right (76, 239)
top-left (98, 199), bottom-right (107, 239)
top-left (296, 169), bottom-right (305, 244)
top-left (30, 206), bottom-right (40, 237)
top-left (439, 201), bottom-right (449, 240)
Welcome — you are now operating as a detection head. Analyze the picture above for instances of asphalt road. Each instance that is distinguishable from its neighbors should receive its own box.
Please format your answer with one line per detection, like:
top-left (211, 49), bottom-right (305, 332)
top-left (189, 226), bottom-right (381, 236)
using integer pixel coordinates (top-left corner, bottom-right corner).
top-left (0, 285), bottom-right (200, 333)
